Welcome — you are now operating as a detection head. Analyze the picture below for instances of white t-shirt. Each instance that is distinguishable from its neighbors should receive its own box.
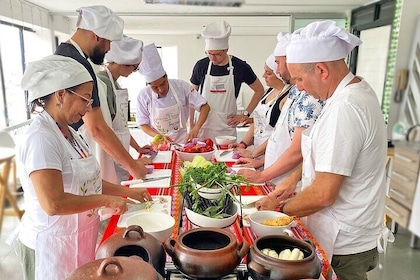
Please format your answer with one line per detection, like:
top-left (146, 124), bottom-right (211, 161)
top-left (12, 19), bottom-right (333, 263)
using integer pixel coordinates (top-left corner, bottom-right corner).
top-left (136, 79), bottom-right (207, 127)
top-left (17, 112), bottom-right (76, 248)
top-left (311, 79), bottom-right (387, 254)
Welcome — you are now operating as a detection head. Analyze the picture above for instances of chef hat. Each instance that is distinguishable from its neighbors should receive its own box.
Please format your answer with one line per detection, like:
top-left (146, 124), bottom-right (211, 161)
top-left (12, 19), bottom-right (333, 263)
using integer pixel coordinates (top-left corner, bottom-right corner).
top-left (76, 5), bottom-right (124, 41)
top-left (201, 21), bottom-right (231, 51)
top-left (22, 55), bottom-right (93, 103)
top-left (286, 20), bottom-right (362, 63)
top-left (105, 35), bottom-right (144, 65)
top-left (265, 53), bottom-right (282, 80)
top-left (273, 32), bottom-right (291, 57)
top-left (138, 43), bottom-right (166, 83)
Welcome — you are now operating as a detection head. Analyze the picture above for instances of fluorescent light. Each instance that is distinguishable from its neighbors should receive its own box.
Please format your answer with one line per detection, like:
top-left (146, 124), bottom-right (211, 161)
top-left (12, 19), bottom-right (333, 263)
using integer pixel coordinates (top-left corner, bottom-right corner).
top-left (144, 0), bottom-right (244, 7)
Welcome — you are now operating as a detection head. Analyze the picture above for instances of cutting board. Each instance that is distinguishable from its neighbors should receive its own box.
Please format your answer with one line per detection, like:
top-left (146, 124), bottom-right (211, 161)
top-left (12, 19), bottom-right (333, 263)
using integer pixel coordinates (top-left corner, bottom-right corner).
top-left (215, 150), bottom-right (235, 162)
top-left (152, 151), bottom-right (172, 163)
top-left (129, 169), bottom-right (172, 188)
top-left (117, 195), bottom-right (172, 228)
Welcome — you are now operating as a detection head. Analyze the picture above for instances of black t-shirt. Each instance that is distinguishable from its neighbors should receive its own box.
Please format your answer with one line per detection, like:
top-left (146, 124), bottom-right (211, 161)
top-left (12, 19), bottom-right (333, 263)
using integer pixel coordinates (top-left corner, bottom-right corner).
top-left (190, 56), bottom-right (258, 98)
top-left (261, 88), bottom-right (290, 128)
top-left (55, 43), bottom-right (100, 131)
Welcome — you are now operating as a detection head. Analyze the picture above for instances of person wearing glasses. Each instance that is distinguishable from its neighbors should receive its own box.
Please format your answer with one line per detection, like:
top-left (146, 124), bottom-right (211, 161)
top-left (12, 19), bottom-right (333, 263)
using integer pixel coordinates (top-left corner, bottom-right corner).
top-left (137, 43), bottom-right (210, 144)
top-left (55, 5), bottom-right (148, 183)
top-left (190, 21), bottom-right (265, 141)
top-left (97, 35), bottom-right (153, 182)
top-left (15, 55), bottom-right (152, 280)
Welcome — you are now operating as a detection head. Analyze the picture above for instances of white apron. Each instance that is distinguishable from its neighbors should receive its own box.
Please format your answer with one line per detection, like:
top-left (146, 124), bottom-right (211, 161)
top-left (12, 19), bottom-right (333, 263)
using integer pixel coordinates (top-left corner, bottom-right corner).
top-left (36, 117), bottom-right (101, 279)
top-left (69, 39), bottom-right (117, 183)
top-left (264, 92), bottom-right (294, 186)
top-left (301, 72), bottom-right (393, 262)
top-left (198, 57), bottom-right (237, 141)
top-left (253, 85), bottom-right (291, 147)
top-left (151, 80), bottom-right (186, 144)
top-left (106, 68), bottom-right (131, 183)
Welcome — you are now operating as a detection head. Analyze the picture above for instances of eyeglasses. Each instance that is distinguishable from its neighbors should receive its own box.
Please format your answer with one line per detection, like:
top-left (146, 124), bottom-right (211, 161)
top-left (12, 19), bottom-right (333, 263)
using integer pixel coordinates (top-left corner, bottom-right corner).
top-left (67, 89), bottom-right (94, 107)
top-left (205, 50), bottom-right (226, 57)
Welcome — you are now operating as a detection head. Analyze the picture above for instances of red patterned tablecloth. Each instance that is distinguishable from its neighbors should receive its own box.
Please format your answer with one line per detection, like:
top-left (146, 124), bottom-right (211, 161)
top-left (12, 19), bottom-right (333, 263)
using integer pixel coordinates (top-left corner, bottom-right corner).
top-left (100, 151), bottom-right (337, 280)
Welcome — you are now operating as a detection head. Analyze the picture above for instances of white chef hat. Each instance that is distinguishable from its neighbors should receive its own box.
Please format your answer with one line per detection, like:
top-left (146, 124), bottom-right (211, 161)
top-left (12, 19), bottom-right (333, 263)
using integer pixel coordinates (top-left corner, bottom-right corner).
top-left (105, 35), bottom-right (143, 65)
top-left (273, 32), bottom-right (291, 57)
top-left (201, 21), bottom-right (231, 51)
top-left (22, 55), bottom-right (93, 103)
top-left (265, 53), bottom-right (282, 80)
top-left (286, 20), bottom-right (362, 63)
top-left (138, 43), bottom-right (166, 83)
top-left (76, 5), bottom-right (124, 41)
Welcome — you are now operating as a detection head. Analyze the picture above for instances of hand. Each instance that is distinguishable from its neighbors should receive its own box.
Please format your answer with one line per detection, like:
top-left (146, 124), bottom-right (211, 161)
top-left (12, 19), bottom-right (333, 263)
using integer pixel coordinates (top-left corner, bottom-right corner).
top-left (234, 147), bottom-right (252, 158)
top-left (163, 135), bottom-right (174, 143)
top-left (131, 162), bottom-right (147, 179)
top-left (184, 127), bottom-right (199, 144)
top-left (127, 188), bottom-right (153, 203)
top-left (237, 169), bottom-right (265, 183)
top-left (137, 157), bottom-right (152, 165)
top-left (272, 181), bottom-right (297, 201)
top-left (228, 142), bottom-right (245, 149)
top-left (227, 114), bottom-right (248, 127)
top-left (105, 196), bottom-right (132, 215)
top-left (234, 157), bottom-right (259, 168)
top-left (138, 145), bottom-right (152, 154)
top-left (255, 195), bottom-right (279, 211)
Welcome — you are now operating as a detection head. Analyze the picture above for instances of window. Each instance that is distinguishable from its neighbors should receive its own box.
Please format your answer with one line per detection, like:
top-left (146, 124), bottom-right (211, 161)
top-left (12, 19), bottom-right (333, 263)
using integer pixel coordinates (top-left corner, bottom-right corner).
top-left (0, 21), bottom-right (47, 129)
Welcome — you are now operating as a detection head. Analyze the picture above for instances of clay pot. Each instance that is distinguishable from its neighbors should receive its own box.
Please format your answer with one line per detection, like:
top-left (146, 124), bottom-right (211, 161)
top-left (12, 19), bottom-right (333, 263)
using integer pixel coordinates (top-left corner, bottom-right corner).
top-left (247, 235), bottom-right (321, 280)
top-left (67, 256), bottom-right (163, 280)
top-left (164, 227), bottom-right (249, 279)
top-left (96, 225), bottom-right (165, 277)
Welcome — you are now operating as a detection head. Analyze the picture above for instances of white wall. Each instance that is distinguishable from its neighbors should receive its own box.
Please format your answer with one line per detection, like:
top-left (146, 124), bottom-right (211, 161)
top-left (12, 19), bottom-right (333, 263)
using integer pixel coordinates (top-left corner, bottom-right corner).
top-left (127, 33), bottom-right (280, 108)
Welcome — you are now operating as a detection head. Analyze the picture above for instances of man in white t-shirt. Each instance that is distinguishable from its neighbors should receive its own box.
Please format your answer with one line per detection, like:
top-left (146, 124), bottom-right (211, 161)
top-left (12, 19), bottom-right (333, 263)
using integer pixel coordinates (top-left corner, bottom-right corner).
top-left (278, 20), bottom-right (393, 280)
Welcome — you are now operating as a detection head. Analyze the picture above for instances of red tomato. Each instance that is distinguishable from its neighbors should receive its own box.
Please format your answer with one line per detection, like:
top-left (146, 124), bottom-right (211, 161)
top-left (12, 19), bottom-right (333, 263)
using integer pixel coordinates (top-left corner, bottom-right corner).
top-left (204, 138), bottom-right (214, 148)
top-left (191, 146), bottom-right (199, 153)
top-left (199, 147), bottom-right (207, 153)
top-left (183, 147), bottom-right (192, 153)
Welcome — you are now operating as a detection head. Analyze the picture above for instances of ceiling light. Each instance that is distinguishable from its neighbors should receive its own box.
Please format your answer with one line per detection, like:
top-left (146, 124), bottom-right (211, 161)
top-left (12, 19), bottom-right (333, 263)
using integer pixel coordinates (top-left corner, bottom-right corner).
top-left (144, 0), bottom-right (244, 7)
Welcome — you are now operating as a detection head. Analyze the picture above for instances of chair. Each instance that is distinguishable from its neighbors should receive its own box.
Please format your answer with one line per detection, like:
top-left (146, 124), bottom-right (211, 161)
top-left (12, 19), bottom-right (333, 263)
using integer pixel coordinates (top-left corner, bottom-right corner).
top-left (0, 131), bottom-right (24, 234)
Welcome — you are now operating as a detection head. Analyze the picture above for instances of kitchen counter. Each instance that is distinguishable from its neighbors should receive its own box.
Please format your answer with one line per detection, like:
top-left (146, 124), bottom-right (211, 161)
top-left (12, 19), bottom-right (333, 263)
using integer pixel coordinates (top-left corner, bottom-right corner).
top-left (100, 151), bottom-right (337, 280)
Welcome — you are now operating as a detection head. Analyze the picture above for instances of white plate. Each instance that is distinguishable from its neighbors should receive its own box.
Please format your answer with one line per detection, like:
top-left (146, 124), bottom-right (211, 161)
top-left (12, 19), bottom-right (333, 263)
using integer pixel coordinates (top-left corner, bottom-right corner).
top-left (215, 150), bottom-right (235, 162)
top-left (117, 195), bottom-right (172, 228)
top-left (235, 195), bottom-right (265, 227)
top-left (129, 169), bottom-right (172, 188)
top-left (152, 151), bottom-right (172, 163)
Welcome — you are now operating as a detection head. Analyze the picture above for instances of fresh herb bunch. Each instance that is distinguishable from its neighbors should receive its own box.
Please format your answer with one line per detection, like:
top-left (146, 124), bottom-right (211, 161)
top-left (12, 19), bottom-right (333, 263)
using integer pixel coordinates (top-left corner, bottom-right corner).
top-left (176, 162), bottom-right (249, 218)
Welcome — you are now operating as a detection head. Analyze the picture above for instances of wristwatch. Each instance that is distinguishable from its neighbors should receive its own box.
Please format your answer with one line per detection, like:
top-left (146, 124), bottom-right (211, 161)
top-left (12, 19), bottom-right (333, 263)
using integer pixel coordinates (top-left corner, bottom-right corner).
top-left (243, 110), bottom-right (250, 117)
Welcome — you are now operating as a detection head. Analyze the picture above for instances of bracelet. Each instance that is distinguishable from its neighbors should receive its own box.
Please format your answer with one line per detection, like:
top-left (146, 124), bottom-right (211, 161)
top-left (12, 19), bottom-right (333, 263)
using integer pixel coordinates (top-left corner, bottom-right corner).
top-left (279, 201), bottom-right (287, 213)
top-left (240, 140), bottom-right (248, 149)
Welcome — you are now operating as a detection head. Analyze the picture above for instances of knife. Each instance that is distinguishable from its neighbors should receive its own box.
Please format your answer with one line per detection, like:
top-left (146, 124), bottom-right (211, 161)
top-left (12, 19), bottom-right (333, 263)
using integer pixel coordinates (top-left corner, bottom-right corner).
top-left (219, 150), bottom-right (232, 157)
top-left (120, 176), bottom-right (171, 185)
top-left (148, 151), bottom-right (158, 161)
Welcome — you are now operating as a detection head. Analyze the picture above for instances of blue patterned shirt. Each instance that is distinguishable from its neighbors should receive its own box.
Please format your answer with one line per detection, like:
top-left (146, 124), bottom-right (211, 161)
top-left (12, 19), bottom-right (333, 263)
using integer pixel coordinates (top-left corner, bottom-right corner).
top-left (287, 85), bottom-right (325, 139)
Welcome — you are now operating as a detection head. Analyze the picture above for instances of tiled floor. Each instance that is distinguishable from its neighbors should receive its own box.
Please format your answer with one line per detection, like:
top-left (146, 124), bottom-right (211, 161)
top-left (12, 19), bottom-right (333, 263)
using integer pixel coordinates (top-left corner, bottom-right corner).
top-left (1, 199), bottom-right (419, 279)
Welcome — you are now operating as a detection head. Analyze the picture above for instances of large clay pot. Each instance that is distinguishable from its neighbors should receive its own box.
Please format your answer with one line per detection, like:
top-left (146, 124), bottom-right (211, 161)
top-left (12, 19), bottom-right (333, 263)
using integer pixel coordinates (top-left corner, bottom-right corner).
top-left (96, 225), bottom-right (165, 277)
top-left (247, 235), bottom-right (321, 280)
top-left (164, 227), bottom-right (249, 279)
top-left (67, 256), bottom-right (163, 280)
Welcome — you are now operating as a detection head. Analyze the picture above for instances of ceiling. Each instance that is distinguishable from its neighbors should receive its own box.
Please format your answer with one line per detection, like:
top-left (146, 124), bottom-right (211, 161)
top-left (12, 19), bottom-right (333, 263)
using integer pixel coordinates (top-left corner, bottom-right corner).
top-left (24, 0), bottom-right (378, 35)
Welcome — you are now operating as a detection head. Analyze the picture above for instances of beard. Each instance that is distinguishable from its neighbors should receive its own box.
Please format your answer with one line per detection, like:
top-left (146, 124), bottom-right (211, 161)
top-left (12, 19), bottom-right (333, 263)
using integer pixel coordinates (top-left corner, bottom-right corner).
top-left (90, 46), bottom-right (106, 65)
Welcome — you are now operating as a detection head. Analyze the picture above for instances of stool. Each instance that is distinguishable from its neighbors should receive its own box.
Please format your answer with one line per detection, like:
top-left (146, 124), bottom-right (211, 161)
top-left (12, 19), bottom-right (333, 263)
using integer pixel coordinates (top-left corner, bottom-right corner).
top-left (0, 147), bottom-right (24, 234)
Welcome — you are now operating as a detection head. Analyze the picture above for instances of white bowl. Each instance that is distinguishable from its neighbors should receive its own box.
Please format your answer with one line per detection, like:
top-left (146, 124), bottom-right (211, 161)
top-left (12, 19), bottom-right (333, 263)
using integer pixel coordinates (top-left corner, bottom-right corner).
top-left (175, 149), bottom-right (214, 161)
top-left (197, 184), bottom-right (234, 200)
top-left (215, 135), bottom-right (237, 146)
top-left (249, 211), bottom-right (295, 237)
top-left (126, 212), bottom-right (175, 243)
top-left (185, 203), bottom-right (238, 228)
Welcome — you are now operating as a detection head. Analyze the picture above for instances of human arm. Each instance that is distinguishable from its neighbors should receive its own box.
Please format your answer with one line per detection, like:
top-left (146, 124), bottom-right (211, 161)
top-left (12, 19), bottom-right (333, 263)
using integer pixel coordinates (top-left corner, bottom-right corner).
top-left (30, 169), bottom-right (130, 216)
top-left (82, 107), bottom-right (147, 179)
top-left (227, 78), bottom-right (265, 126)
top-left (101, 180), bottom-right (152, 202)
top-left (256, 127), bottom-right (305, 182)
top-left (185, 103), bottom-right (210, 142)
top-left (281, 172), bottom-right (344, 217)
